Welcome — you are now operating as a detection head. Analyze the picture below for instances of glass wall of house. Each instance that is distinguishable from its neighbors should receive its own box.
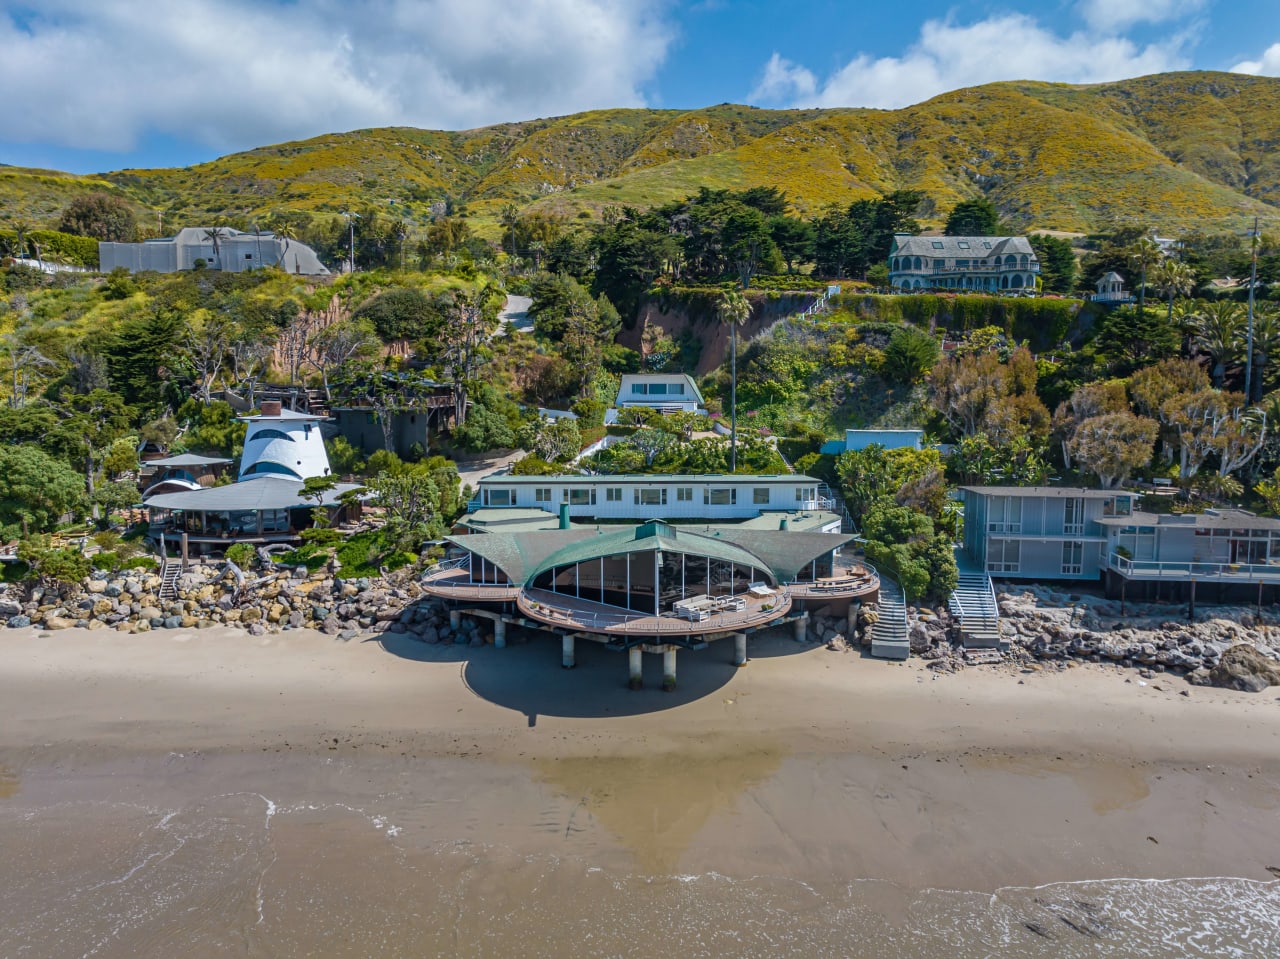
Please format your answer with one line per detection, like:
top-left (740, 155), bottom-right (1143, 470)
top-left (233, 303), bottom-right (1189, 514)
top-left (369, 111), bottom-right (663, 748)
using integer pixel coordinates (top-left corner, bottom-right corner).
top-left (1194, 527), bottom-right (1279, 565)
top-left (791, 551), bottom-right (836, 583)
top-left (469, 555), bottom-right (510, 585)
top-left (170, 507), bottom-right (292, 536)
top-left (531, 549), bottom-right (771, 614)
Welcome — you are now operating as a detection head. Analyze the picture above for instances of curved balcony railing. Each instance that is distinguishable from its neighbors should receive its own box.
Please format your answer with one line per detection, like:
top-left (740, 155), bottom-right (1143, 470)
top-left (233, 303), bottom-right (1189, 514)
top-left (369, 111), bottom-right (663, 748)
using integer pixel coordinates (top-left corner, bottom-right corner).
top-left (786, 562), bottom-right (880, 597)
top-left (419, 566), bottom-right (519, 600)
top-left (517, 587), bottom-right (792, 636)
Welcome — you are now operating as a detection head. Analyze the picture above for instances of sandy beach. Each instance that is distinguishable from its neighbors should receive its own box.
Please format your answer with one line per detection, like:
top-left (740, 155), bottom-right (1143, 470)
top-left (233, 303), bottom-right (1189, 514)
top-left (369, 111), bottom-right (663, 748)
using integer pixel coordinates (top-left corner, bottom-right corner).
top-left (1, 623), bottom-right (1278, 957)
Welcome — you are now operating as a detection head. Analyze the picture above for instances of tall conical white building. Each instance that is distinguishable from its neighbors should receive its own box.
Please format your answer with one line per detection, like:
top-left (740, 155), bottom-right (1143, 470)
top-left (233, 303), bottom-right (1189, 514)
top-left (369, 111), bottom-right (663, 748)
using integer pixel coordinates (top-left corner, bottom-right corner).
top-left (238, 400), bottom-right (331, 481)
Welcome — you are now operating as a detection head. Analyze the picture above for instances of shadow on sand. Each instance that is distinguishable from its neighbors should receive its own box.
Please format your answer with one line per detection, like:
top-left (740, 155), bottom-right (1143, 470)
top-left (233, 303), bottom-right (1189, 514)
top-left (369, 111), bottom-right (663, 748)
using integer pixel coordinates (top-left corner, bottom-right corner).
top-left (374, 624), bottom-right (815, 723)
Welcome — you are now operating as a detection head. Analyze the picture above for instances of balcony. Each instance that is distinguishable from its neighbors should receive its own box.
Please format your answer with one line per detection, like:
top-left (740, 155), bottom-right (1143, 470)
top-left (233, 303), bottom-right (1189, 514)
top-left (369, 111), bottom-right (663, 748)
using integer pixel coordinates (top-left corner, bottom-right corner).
top-left (517, 586), bottom-right (792, 636)
top-left (786, 561), bottom-right (880, 599)
top-left (420, 560), bottom-right (520, 601)
top-left (1107, 553), bottom-right (1280, 583)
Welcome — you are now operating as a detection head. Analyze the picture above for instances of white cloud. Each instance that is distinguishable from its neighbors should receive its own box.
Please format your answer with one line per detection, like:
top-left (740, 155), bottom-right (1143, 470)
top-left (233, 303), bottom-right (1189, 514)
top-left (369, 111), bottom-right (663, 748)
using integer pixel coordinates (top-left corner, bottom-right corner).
top-left (0, 0), bottom-right (676, 153)
top-left (1076, 0), bottom-right (1206, 32)
top-left (1231, 41), bottom-right (1280, 75)
top-left (751, 14), bottom-right (1192, 111)
top-left (748, 53), bottom-right (817, 103)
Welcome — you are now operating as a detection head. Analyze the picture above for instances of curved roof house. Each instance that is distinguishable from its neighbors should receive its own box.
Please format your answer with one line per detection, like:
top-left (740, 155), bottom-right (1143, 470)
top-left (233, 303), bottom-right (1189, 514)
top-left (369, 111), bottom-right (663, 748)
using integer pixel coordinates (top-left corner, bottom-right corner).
top-left (422, 520), bottom-right (877, 643)
top-left (239, 401), bottom-right (331, 481)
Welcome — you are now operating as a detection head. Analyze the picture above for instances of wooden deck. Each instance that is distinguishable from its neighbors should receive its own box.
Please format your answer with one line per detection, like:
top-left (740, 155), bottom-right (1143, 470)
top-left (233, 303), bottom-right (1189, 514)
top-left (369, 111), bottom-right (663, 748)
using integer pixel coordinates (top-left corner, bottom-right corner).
top-left (786, 562), bottom-right (880, 599)
top-left (419, 567), bottom-right (520, 602)
top-left (516, 586), bottom-right (791, 637)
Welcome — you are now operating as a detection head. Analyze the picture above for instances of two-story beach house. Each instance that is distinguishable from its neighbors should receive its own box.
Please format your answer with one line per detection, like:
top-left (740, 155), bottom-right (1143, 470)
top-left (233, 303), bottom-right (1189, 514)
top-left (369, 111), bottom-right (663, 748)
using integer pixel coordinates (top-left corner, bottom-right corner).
top-left (959, 486), bottom-right (1280, 604)
top-left (100, 228), bottom-right (329, 275)
top-left (889, 235), bottom-right (1040, 292)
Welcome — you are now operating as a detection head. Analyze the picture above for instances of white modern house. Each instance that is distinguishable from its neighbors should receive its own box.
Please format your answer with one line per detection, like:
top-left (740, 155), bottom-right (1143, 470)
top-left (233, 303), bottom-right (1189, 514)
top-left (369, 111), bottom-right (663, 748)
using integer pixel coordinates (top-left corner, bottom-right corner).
top-left (889, 235), bottom-right (1040, 292)
top-left (614, 374), bottom-right (703, 414)
top-left (471, 473), bottom-right (838, 528)
top-left (145, 401), bottom-right (359, 553)
top-left (100, 227), bottom-right (329, 275)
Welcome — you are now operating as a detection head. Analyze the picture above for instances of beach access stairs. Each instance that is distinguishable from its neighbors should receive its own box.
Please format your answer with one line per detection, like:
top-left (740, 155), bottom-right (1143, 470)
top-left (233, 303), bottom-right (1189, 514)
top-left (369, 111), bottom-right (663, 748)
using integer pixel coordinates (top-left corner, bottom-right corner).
top-left (870, 576), bottom-right (909, 659)
top-left (948, 571), bottom-right (1003, 649)
top-left (159, 560), bottom-right (181, 601)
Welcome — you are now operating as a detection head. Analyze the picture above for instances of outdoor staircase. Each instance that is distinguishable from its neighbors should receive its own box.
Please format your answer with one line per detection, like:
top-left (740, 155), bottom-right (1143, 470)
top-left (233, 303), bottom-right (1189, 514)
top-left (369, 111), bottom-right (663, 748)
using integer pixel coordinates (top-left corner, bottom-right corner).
top-left (948, 571), bottom-right (1003, 649)
top-left (816, 483), bottom-right (856, 534)
top-left (870, 576), bottom-right (910, 660)
top-left (158, 560), bottom-right (181, 601)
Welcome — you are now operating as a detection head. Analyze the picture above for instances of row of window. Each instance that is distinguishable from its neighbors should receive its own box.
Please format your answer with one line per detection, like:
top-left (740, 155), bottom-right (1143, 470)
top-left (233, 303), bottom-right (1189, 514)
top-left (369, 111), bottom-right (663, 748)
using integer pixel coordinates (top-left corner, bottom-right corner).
top-left (892, 254), bottom-right (1033, 271)
top-left (988, 540), bottom-right (1085, 575)
top-left (487, 486), bottom-right (819, 508)
top-left (629, 383), bottom-right (686, 396)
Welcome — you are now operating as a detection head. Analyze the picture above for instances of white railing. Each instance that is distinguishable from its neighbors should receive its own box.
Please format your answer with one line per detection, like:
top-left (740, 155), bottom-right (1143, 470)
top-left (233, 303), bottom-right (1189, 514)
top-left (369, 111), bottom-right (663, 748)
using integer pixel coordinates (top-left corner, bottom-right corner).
top-left (423, 555), bottom-right (470, 577)
top-left (1108, 554), bottom-right (1280, 582)
top-left (520, 588), bottom-right (791, 634)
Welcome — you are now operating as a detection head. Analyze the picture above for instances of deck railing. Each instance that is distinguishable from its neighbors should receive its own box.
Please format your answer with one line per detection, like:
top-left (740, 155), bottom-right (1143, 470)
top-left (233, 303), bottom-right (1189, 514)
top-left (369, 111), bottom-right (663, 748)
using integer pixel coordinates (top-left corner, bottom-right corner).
top-left (1108, 554), bottom-right (1280, 582)
top-left (519, 587), bottom-right (791, 634)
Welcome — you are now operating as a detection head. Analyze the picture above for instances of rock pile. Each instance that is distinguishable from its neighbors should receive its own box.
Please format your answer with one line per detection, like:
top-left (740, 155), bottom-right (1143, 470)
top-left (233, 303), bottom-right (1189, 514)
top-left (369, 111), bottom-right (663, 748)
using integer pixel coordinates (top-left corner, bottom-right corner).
top-left (0, 563), bottom-right (474, 643)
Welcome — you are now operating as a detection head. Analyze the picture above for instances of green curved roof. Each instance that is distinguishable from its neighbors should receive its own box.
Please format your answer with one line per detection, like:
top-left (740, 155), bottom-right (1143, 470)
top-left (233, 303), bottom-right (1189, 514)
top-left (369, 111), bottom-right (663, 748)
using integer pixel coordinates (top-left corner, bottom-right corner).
top-left (529, 521), bottom-right (769, 581)
top-left (447, 522), bottom-right (856, 587)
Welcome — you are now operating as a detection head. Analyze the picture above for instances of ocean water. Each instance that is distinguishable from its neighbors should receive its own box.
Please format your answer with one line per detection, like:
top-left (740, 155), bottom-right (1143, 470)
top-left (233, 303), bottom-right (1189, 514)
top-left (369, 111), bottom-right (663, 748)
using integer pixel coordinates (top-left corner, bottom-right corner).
top-left (1, 757), bottom-right (1277, 958)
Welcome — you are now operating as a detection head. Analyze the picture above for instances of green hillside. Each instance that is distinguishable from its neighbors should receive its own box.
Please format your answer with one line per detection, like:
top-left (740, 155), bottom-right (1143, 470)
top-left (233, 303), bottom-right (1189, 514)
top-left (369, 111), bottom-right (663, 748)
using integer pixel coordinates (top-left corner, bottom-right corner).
top-left (4, 72), bottom-right (1279, 236)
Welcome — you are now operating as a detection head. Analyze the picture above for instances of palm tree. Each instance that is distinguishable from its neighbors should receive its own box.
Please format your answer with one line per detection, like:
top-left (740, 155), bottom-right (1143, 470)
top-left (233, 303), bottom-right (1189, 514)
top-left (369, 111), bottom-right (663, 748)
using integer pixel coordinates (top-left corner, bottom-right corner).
top-left (1250, 304), bottom-right (1280, 396)
top-left (1127, 238), bottom-right (1163, 317)
top-left (1151, 258), bottom-right (1196, 324)
top-left (1192, 300), bottom-right (1245, 387)
top-left (716, 289), bottom-right (751, 471)
top-left (8, 219), bottom-right (31, 260)
top-left (270, 217), bottom-right (297, 270)
top-left (202, 226), bottom-right (226, 269)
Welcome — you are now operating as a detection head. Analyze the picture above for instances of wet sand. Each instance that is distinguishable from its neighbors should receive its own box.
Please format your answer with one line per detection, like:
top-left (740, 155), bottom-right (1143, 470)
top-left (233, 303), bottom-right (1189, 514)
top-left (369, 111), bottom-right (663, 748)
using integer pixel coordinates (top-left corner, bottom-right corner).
top-left (1, 625), bottom-right (1278, 957)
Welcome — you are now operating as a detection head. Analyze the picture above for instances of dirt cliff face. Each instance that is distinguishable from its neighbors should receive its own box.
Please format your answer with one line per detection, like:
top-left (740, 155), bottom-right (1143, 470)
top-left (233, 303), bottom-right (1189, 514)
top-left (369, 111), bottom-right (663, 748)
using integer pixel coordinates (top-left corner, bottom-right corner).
top-left (624, 291), bottom-right (820, 375)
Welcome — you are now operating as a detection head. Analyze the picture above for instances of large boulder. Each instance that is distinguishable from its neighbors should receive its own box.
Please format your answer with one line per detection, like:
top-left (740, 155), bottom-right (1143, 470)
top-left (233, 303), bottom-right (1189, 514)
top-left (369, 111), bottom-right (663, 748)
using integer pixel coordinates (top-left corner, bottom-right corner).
top-left (1207, 644), bottom-right (1280, 693)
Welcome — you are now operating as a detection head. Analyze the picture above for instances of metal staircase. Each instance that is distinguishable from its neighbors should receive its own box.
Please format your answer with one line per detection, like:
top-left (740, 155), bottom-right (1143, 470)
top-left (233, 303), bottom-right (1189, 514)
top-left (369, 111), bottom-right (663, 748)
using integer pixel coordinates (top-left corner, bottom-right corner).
top-left (948, 571), bottom-right (1003, 648)
top-left (870, 576), bottom-right (910, 660)
top-left (159, 560), bottom-right (181, 601)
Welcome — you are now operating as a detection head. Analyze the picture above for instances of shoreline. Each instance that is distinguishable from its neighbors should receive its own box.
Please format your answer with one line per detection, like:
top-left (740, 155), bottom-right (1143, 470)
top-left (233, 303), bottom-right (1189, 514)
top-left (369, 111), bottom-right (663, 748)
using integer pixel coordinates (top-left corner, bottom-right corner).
top-left (2, 624), bottom-right (1278, 891)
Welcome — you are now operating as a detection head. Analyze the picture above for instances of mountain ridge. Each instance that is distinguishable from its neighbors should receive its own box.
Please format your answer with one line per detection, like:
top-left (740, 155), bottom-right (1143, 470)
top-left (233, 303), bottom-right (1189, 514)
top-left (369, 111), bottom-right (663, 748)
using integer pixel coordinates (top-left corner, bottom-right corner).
top-left (3, 71), bottom-right (1277, 235)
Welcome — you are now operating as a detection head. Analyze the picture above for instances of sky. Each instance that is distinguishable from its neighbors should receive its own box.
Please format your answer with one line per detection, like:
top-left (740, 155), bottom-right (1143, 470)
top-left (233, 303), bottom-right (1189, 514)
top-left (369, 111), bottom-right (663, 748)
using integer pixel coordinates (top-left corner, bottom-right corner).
top-left (1, 0), bottom-right (1278, 175)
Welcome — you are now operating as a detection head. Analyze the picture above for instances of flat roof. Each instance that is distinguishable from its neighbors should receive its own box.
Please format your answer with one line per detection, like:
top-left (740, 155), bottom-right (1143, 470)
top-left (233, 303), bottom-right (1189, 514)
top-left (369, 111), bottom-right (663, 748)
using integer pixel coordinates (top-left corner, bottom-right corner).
top-left (458, 507), bottom-right (841, 536)
top-left (145, 475), bottom-right (363, 511)
top-left (961, 486), bottom-right (1132, 499)
top-left (480, 473), bottom-right (819, 485)
top-left (1096, 510), bottom-right (1280, 530)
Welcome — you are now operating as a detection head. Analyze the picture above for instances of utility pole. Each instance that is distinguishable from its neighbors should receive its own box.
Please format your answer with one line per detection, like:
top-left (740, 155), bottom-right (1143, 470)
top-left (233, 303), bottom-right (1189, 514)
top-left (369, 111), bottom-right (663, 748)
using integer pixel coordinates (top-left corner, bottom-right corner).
top-left (342, 211), bottom-right (360, 274)
top-left (156, 210), bottom-right (163, 236)
top-left (1245, 216), bottom-right (1259, 403)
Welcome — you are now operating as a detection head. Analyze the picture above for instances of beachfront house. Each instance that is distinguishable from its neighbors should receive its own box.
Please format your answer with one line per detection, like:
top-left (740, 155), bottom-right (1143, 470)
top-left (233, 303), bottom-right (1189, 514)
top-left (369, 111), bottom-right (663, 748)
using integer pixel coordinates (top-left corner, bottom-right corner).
top-left (469, 473), bottom-right (840, 529)
top-left (145, 401), bottom-right (362, 555)
top-left (888, 235), bottom-right (1040, 292)
top-left (614, 374), bottom-right (704, 414)
top-left (960, 486), bottom-right (1280, 602)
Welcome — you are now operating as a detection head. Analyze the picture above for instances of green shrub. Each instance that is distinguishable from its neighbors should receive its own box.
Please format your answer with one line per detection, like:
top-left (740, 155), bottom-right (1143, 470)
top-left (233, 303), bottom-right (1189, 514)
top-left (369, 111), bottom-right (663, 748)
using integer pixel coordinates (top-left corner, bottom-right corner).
top-left (225, 542), bottom-right (257, 569)
top-left (91, 551), bottom-right (119, 571)
top-left (123, 556), bottom-right (158, 571)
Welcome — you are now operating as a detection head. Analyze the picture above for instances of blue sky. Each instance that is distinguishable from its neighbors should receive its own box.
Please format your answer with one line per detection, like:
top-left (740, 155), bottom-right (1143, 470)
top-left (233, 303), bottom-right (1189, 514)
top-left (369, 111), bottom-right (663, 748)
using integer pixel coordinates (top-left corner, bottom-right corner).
top-left (1, 0), bottom-right (1277, 175)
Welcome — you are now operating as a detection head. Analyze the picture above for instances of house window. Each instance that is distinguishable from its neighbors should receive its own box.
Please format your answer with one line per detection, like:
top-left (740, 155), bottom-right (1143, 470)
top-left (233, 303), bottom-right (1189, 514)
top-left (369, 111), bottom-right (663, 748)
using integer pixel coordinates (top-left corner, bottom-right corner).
top-left (1103, 496), bottom-right (1132, 517)
top-left (753, 488), bottom-right (770, 505)
top-left (677, 487), bottom-right (693, 502)
top-left (955, 259), bottom-right (969, 268)
top-left (987, 540), bottom-right (1020, 573)
top-left (957, 241), bottom-right (970, 249)
top-left (1061, 541), bottom-right (1083, 576)
top-left (795, 487), bottom-right (814, 502)
top-left (931, 241), bottom-right (945, 249)
top-left (705, 488), bottom-right (737, 505)
top-left (564, 488), bottom-right (596, 506)
top-left (249, 429), bottom-right (295, 442)
top-left (534, 488), bottom-right (551, 504)
top-left (649, 383), bottom-right (668, 395)
top-left (632, 384), bottom-right (646, 395)
top-left (670, 383), bottom-right (685, 395)
top-left (987, 496), bottom-right (1022, 533)
top-left (1063, 498), bottom-right (1084, 535)
top-left (245, 253), bottom-right (253, 260)
top-left (635, 488), bottom-right (667, 506)
top-left (606, 487), bottom-right (622, 502)
top-left (485, 489), bottom-right (512, 507)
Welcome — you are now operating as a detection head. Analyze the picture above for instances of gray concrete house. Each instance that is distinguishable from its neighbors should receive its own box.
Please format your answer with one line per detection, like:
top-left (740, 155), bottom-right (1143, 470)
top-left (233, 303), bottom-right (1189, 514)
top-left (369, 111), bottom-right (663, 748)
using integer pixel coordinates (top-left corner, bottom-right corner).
top-left (100, 228), bottom-right (329, 275)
